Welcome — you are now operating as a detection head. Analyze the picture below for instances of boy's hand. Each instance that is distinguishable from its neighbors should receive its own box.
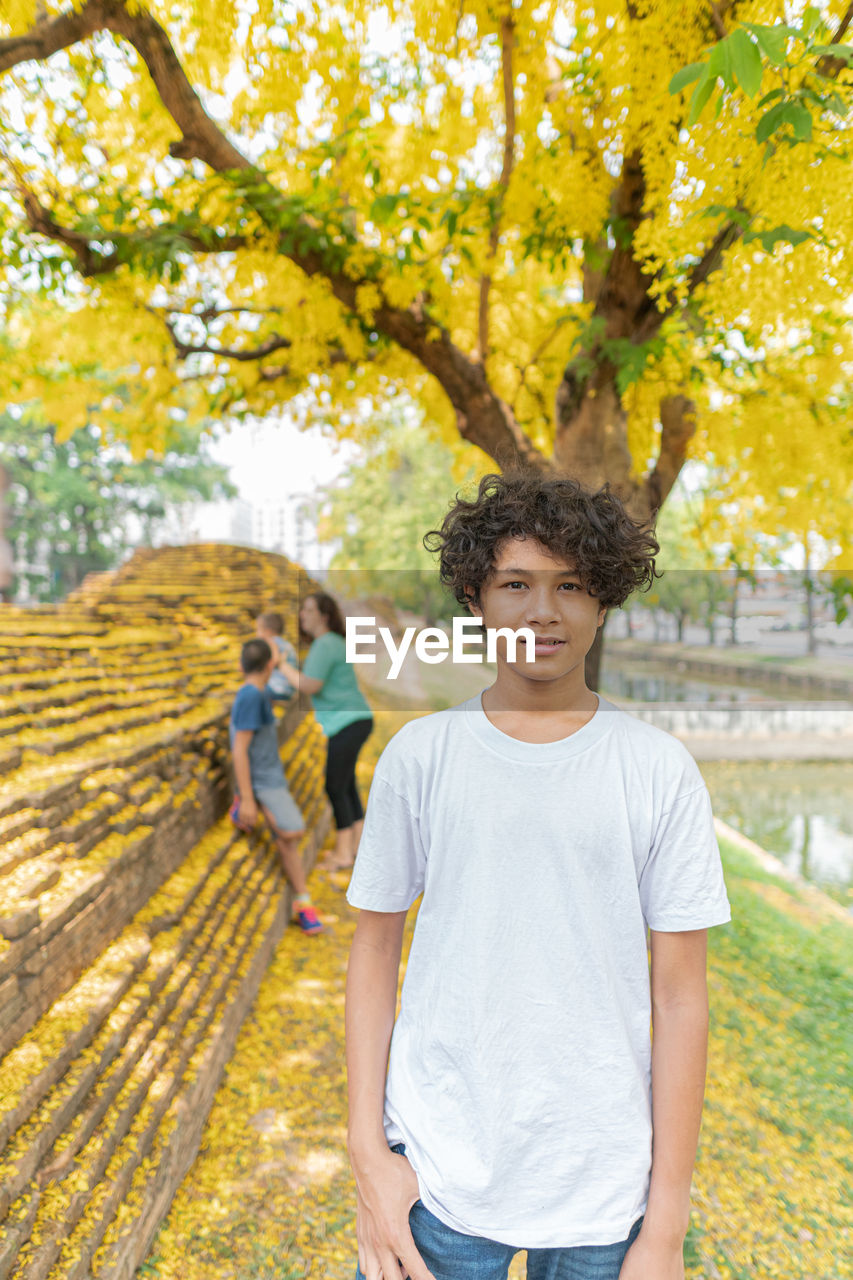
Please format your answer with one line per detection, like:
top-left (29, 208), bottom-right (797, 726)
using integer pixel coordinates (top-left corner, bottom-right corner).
top-left (618, 1231), bottom-right (684, 1280)
top-left (353, 1146), bottom-right (436, 1280)
top-left (233, 797), bottom-right (258, 830)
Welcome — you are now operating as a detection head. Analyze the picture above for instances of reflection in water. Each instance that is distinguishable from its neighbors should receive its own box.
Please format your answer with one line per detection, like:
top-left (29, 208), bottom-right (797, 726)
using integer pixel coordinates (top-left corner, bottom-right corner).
top-left (699, 760), bottom-right (853, 898)
top-left (599, 660), bottom-right (782, 704)
top-left (600, 659), bottom-right (853, 901)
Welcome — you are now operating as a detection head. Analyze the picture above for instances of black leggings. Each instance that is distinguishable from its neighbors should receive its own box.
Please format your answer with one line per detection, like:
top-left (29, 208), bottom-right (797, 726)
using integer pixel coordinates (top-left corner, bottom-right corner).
top-left (325, 717), bottom-right (373, 829)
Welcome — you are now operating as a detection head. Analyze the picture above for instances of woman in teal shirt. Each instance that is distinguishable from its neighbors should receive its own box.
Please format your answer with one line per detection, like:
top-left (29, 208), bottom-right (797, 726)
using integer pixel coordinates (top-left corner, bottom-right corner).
top-left (279, 592), bottom-right (373, 871)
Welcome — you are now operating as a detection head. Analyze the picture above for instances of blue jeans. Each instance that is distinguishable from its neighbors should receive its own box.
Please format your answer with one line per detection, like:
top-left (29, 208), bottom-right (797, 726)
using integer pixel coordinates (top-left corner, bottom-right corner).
top-left (355, 1147), bottom-right (643, 1280)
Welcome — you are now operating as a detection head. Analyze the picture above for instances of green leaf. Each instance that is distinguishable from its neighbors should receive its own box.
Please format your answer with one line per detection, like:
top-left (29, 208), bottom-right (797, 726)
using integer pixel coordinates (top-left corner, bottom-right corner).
top-left (729, 28), bottom-right (763, 96)
top-left (708, 38), bottom-right (735, 91)
top-left (669, 62), bottom-right (706, 94)
top-left (789, 104), bottom-right (813, 141)
top-left (744, 224), bottom-right (812, 251)
top-left (743, 22), bottom-right (789, 66)
top-left (701, 204), bottom-right (752, 230)
top-left (688, 73), bottom-right (716, 124)
top-left (812, 43), bottom-right (853, 62)
top-left (756, 101), bottom-right (786, 143)
top-left (370, 193), bottom-right (399, 224)
top-left (802, 5), bottom-right (821, 37)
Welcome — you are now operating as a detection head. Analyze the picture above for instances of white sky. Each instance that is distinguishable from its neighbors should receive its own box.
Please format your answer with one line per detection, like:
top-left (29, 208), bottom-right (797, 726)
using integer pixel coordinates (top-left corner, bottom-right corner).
top-left (207, 415), bottom-right (358, 504)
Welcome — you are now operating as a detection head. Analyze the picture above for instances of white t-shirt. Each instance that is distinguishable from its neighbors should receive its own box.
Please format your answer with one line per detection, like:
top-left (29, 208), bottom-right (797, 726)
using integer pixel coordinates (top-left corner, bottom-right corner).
top-left (347, 694), bottom-right (731, 1248)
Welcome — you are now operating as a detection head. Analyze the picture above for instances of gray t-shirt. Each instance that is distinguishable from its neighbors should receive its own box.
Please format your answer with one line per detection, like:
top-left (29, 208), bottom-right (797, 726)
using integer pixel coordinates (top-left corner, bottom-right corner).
top-left (347, 694), bottom-right (731, 1248)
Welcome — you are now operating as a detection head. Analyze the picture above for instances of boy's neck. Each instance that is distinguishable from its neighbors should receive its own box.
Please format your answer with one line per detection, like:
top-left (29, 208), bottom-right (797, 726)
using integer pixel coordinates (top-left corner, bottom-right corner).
top-left (245, 673), bottom-right (268, 690)
top-left (481, 668), bottom-right (599, 743)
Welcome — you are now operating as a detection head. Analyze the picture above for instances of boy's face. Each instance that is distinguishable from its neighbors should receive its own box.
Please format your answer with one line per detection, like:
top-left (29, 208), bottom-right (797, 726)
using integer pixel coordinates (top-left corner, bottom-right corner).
top-left (469, 537), bottom-right (606, 684)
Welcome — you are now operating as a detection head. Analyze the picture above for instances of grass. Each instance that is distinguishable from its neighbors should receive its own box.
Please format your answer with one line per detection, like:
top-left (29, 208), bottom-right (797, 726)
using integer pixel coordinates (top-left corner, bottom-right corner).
top-left (692, 839), bottom-right (851, 1277)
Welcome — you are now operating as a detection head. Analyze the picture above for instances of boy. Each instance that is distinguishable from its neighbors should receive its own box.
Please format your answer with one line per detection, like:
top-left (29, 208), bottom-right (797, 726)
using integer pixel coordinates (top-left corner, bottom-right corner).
top-left (230, 637), bottom-right (322, 935)
top-left (345, 474), bottom-right (730, 1280)
top-left (256, 610), bottom-right (299, 702)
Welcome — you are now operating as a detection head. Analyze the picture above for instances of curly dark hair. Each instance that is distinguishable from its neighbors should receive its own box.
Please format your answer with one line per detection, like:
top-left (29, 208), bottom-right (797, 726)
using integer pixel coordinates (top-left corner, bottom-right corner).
top-left (423, 472), bottom-right (660, 609)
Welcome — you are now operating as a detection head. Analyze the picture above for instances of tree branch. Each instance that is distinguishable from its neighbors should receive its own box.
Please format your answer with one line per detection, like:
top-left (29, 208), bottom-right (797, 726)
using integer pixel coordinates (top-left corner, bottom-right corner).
top-left (627, 216), bottom-right (744, 344)
top-left (8, 179), bottom-right (249, 275)
top-left (818, 1), bottom-right (853, 76)
top-left (161, 304), bottom-right (285, 322)
top-left (645, 394), bottom-right (698, 514)
top-left (708, 3), bottom-right (727, 39)
top-left (256, 348), bottom-right (350, 381)
top-left (0, 5), bottom-right (105, 71)
top-left (1, 0), bottom-right (550, 473)
top-left (831, 1), bottom-right (853, 43)
top-left (157, 314), bottom-right (294, 362)
top-left (16, 181), bottom-right (120, 274)
top-left (0, 1), bottom-right (250, 170)
top-left (477, 14), bottom-right (516, 365)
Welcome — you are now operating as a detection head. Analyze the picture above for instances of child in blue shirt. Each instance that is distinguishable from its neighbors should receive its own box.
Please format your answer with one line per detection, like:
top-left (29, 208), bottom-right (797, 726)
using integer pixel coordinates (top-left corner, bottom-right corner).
top-left (230, 637), bottom-right (322, 935)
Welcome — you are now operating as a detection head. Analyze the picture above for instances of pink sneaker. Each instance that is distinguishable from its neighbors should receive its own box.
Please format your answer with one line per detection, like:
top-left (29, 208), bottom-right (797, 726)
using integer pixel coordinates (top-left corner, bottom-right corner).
top-left (294, 902), bottom-right (323, 935)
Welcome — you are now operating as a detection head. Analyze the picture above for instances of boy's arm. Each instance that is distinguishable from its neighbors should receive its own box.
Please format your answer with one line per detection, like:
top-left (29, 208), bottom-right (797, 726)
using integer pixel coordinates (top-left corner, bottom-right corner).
top-left (231, 730), bottom-right (258, 826)
top-left (619, 928), bottom-right (709, 1280)
top-left (346, 909), bottom-right (436, 1280)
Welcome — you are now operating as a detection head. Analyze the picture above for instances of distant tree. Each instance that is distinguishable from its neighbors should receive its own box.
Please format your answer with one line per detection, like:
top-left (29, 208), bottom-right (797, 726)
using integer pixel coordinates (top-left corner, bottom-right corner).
top-left (0, 415), bottom-right (235, 600)
top-left (651, 569), bottom-right (733, 644)
top-left (825, 574), bottom-right (853, 624)
top-left (319, 408), bottom-right (479, 624)
top-left (631, 486), bottom-right (733, 643)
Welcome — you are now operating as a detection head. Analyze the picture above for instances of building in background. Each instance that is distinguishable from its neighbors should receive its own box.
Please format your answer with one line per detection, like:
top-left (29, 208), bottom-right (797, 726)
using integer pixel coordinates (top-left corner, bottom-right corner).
top-left (251, 493), bottom-right (328, 569)
top-left (163, 492), bottom-right (331, 574)
top-left (163, 498), bottom-right (254, 547)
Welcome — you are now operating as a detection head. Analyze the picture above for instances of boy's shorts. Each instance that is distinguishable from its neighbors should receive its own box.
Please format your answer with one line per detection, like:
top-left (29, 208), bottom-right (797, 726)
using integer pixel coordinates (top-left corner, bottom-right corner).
top-left (253, 785), bottom-right (304, 834)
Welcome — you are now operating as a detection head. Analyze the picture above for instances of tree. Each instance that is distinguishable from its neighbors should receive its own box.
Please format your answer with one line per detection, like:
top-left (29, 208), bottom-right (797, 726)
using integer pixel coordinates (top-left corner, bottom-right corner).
top-left (319, 405), bottom-right (478, 624)
top-left (0, 414), bottom-right (235, 600)
top-left (1, 2), bottom-right (851, 673)
top-left (629, 487), bottom-right (734, 643)
top-left (687, 463), bottom-right (853, 650)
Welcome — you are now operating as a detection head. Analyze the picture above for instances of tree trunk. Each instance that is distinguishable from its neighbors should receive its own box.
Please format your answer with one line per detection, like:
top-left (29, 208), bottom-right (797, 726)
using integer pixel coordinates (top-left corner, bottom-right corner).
top-left (804, 550), bottom-right (817, 656)
top-left (554, 371), bottom-right (638, 503)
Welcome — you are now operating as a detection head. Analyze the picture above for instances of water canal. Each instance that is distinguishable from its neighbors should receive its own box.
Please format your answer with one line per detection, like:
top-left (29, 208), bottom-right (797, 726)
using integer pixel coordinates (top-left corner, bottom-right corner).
top-left (600, 657), bottom-right (853, 906)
